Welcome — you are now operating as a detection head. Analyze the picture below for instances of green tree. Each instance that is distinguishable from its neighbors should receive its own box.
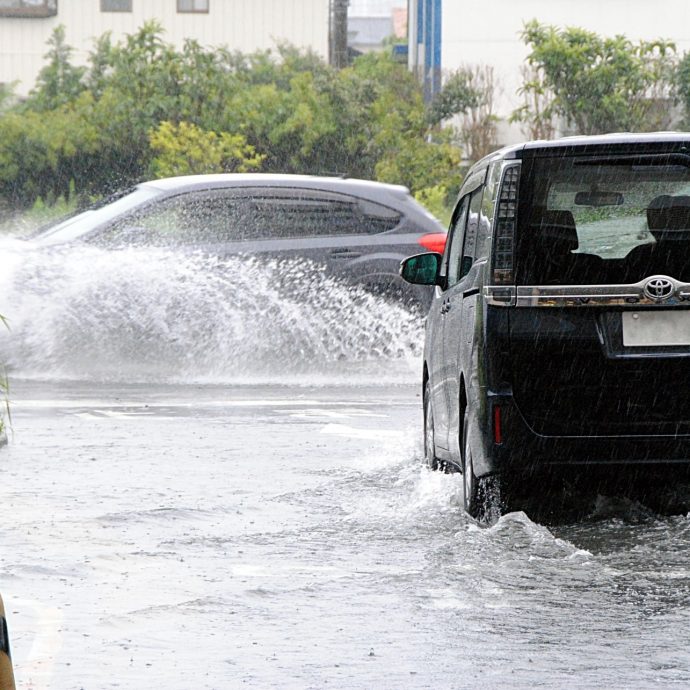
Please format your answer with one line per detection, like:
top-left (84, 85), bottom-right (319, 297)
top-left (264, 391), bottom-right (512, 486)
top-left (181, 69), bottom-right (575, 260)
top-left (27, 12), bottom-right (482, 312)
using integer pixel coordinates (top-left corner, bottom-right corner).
top-left (27, 25), bottom-right (86, 111)
top-left (427, 65), bottom-right (499, 163)
top-left (427, 68), bottom-right (481, 126)
top-left (673, 51), bottom-right (690, 128)
top-left (0, 26), bottom-right (463, 210)
top-left (518, 20), bottom-right (677, 135)
top-left (0, 111), bottom-right (53, 206)
top-left (510, 63), bottom-right (557, 140)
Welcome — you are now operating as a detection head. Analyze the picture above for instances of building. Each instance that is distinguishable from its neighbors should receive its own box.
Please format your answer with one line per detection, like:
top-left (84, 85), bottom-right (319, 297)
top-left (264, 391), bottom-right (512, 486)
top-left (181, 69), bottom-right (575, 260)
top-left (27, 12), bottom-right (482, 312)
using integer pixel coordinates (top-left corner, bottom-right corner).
top-left (347, 0), bottom-right (406, 55)
top-left (407, 0), bottom-right (440, 102)
top-left (409, 0), bottom-right (690, 144)
top-left (0, 0), bottom-right (331, 96)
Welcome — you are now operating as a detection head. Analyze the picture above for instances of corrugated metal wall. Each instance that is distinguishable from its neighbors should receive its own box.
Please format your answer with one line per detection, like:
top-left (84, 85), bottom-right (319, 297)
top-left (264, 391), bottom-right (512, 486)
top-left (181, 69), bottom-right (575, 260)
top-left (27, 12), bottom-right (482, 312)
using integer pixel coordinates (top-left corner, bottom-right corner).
top-left (0, 0), bottom-right (330, 95)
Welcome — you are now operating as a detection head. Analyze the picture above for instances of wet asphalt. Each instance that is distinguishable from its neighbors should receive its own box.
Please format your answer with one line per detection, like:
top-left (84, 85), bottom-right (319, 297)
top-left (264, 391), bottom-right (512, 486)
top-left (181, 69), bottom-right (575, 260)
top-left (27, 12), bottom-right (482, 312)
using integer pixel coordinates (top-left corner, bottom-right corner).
top-left (2, 379), bottom-right (690, 689)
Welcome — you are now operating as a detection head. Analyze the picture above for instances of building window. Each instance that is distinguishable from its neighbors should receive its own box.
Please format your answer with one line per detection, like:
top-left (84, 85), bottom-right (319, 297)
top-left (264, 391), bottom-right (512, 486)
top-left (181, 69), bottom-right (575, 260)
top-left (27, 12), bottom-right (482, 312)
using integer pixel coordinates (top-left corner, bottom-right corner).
top-left (0, 0), bottom-right (57, 17)
top-left (101, 0), bottom-right (131, 11)
top-left (177, 0), bottom-right (208, 13)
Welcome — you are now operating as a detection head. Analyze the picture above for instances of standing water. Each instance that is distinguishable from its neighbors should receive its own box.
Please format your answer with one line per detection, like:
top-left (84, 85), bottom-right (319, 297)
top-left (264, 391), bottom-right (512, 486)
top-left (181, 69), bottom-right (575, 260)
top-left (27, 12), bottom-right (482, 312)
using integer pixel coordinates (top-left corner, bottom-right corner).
top-left (0, 237), bottom-right (689, 689)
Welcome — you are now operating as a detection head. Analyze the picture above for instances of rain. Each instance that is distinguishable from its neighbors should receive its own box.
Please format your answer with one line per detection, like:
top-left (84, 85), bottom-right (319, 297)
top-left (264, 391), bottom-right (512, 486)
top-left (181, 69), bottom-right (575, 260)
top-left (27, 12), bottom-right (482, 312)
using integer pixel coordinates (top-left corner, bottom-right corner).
top-left (1, 234), bottom-right (689, 688)
top-left (2, 2), bottom-right (690, 689)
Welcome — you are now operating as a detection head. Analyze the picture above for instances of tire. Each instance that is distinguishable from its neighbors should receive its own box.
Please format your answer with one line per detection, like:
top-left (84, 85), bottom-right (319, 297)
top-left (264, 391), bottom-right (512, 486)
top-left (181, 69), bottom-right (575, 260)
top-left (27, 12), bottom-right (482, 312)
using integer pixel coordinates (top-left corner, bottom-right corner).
top-left (462, 412), bottom-right (480, 517)
top-left (462, 410), bottom-right (504, 523)
top-left (423, 381), bottom-right (440, 471)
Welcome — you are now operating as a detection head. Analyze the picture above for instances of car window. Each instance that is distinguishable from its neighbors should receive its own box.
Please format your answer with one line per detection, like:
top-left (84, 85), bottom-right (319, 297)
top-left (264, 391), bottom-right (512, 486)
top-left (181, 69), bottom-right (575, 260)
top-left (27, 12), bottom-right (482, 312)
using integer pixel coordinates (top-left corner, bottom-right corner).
top-left (241, 188), bottom-right (401, 239)
top-left (478, 165), bottom-right (501, 259)
top-left (93, 191), bottom-right (254, 246)
top-left (444, 195), bottom-right (470, 287)
top-left (518, 156), bottom-right (690, 284)
top-left (33, 185), bottom-right (162, 244)
top-left (357, 198), bottom-right (402, 232)
top-left (445, 189), bottom-right (483, 287)
top-left (462, 188), bottom-right (483, 273)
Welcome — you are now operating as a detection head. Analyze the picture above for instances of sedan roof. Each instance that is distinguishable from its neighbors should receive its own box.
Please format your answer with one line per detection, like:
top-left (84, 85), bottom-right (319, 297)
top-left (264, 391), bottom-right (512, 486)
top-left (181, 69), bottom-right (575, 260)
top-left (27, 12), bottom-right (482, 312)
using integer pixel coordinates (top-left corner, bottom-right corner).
top-left (141, 173), bottom-right (413, 202)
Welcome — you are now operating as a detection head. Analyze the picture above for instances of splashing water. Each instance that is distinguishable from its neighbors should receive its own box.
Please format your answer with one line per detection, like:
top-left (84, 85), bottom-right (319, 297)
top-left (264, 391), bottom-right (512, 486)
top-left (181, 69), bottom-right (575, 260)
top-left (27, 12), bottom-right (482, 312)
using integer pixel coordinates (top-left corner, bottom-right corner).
top-left (0, 237), bottom-right (424, 383)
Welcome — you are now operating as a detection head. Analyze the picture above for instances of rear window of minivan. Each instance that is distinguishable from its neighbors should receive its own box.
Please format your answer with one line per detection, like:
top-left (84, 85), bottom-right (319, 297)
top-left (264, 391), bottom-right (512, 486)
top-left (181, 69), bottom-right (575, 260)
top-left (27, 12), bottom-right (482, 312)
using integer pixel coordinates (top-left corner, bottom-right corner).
top-left (516, 155), bottom-right (690, 285)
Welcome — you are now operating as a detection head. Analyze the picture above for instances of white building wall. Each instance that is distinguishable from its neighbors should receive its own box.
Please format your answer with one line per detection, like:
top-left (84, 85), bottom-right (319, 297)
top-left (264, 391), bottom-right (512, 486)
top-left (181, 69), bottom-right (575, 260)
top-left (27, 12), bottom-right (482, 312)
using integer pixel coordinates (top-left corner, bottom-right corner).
top-left (0, 0), bottom-right (330, 96)
top-left (440, 0), bottom-right (690, 144)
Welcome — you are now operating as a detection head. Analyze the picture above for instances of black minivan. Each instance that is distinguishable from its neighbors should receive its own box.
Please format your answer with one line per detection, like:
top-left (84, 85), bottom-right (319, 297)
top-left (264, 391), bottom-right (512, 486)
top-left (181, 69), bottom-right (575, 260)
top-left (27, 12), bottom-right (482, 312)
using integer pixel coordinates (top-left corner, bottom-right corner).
top-left (401, 133), bottom-right (690, 519)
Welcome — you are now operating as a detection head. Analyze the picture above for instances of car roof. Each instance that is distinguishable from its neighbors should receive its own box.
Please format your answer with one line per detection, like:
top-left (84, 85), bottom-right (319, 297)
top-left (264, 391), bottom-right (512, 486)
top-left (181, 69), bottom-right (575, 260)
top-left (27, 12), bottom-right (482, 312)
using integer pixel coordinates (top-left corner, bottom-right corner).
top-left (139, 173), bottom-right (413, 202)
top-left (470, 131), bottom-right (690, 172)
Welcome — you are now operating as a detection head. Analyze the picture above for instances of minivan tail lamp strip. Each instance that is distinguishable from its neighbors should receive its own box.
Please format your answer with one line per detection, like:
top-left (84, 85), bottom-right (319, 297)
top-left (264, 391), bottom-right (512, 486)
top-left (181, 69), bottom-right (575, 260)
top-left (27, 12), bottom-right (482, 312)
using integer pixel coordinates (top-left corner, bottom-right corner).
top-left (491, 165), bottom-right (521, 285)
top-left (485, 277), bottom-right (690, 307)
top-left (493, 406), bottom-right (503, 445)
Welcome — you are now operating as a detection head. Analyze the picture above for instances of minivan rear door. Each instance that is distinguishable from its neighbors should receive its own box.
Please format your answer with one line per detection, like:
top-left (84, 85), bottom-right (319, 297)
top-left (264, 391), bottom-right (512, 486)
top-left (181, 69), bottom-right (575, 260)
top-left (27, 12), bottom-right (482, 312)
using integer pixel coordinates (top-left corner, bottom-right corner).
top-left (508, 149), bottom-right (690, 437)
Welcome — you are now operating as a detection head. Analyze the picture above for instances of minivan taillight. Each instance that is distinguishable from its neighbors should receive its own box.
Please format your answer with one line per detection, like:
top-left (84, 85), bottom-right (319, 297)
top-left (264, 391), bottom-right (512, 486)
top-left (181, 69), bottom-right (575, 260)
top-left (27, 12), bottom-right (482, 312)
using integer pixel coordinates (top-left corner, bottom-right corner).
top-left (492, 165), bottom-right (520, 285)
top-left (417, 232), bottom-right (447, 254)
top-left (493, 405), bottom-right (503, 445)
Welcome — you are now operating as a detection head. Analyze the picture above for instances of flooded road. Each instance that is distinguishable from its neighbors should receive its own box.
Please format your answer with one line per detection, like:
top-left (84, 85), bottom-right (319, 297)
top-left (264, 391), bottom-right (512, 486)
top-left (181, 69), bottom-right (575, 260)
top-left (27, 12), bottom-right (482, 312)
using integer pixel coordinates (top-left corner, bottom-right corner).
top-left (1, 239), bottom-right (690, 688)
top-left (2, 379), bottom-right (690, 689)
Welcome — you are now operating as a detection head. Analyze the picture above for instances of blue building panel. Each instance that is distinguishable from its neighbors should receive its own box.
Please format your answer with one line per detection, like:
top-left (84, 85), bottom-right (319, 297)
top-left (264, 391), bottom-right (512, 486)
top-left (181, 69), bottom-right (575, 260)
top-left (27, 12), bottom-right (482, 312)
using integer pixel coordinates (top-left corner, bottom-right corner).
top-left (417, 0), bottom-right (442, 102)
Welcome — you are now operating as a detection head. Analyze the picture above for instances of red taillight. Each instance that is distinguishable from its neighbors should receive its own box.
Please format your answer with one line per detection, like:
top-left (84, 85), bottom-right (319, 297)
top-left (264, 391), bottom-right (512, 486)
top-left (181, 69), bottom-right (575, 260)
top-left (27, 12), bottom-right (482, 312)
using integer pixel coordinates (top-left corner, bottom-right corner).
top-left (417, 232), bottom-right (447, 254)
top-left (493, 406), bottom-right (503, 445)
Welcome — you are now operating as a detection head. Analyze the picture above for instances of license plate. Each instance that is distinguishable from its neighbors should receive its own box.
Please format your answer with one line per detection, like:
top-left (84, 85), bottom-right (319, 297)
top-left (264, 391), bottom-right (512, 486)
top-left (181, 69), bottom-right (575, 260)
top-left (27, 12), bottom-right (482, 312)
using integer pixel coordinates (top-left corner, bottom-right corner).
top-left (622, 310), bottom-right (690, 347)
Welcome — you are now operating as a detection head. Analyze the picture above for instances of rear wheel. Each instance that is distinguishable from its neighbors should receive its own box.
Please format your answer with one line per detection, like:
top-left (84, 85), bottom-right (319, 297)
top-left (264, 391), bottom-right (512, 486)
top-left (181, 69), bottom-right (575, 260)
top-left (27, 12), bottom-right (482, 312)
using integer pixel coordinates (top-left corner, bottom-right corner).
top-left (462, 411), bottom-right (504, 523)
top-left (462, 413), bottom-right (480, 516)
top-left (423, 381), bottom-right (440, 471)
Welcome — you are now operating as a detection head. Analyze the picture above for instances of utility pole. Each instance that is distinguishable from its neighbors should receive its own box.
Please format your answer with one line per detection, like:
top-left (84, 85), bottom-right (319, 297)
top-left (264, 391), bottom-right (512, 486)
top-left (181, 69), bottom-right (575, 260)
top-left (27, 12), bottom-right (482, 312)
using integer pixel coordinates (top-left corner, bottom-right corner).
top-left (329, 0), bottom-right (349, 69)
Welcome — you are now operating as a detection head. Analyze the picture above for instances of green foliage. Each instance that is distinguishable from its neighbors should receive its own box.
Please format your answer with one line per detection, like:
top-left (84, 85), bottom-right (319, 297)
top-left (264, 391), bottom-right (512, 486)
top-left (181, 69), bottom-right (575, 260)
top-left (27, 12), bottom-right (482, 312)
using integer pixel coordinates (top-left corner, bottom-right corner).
top-left (414, 185), bottom-right (452, 227)
top-left (0, 82), bottom-right (16, 114)
top-left (519, 20), bottom-right (677, 135)
top-left (427, 65), bottom-right (499, 162)
top-left (338, 52), bottom-right (462, 190)
top-left (427, 68), bottom-right (481, 126)
top-left (0, 25), bottom-right (463, 210)
top-left (510, 63), bottom-right (557, 140)
top-left (148, 121), bottom-right (265, 177)
top-left (375, 131), bottom-right (461, 198)
top-left (674, 52), bottom-right (690, 128)
top-left (27, 25), bottom-right (86, 112)
top-left (0, 110), bottom-right (54, 206)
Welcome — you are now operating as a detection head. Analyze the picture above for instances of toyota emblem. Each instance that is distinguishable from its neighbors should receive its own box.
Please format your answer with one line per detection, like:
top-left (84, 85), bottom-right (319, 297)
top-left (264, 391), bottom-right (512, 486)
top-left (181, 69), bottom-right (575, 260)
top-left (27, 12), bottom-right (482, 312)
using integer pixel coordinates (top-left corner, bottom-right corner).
top-left (644, 277), bottom-right (674, 301)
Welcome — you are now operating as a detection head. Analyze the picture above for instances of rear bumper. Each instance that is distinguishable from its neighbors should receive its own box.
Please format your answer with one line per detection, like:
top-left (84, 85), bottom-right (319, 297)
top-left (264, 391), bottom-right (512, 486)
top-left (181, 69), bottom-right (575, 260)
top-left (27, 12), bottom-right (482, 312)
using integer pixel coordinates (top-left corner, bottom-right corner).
top-left (486, 395), bottom-right (690, 473)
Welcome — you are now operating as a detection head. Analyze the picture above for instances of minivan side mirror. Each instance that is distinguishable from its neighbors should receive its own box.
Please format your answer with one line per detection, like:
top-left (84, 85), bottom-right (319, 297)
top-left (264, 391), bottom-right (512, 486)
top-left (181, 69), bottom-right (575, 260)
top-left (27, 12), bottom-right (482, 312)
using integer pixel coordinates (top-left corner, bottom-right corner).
top-left (400, 252), bottom-right (442, 286)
